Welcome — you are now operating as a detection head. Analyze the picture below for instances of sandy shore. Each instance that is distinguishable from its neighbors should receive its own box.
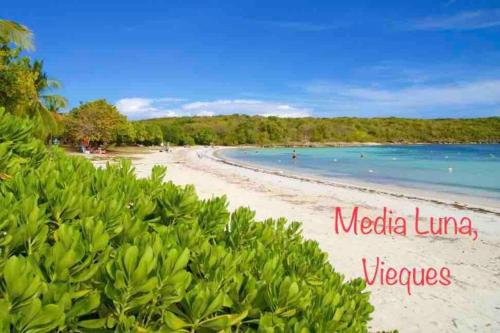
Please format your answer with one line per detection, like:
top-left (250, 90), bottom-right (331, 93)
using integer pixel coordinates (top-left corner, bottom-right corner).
top-left (96, 146), bottom-right (500, 332)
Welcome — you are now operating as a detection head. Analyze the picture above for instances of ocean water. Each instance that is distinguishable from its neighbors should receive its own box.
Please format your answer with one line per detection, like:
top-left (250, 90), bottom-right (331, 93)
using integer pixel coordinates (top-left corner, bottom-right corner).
top-left (222, 145), bottom-right (500, 206)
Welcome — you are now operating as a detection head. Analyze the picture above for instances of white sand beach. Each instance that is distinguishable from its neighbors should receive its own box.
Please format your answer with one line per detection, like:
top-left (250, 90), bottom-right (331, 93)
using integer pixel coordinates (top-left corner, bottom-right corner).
top-left (99, 146), bottom-right (500, 332)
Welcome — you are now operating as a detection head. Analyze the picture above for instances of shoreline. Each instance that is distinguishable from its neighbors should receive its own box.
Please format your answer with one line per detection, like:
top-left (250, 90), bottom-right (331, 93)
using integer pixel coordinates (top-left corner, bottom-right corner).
top-left (92, 146), bottom-right (500, 332)
top-left (212, 146), bottom-right (500, 216)
top-left (206, 141), bottom-right (500, 148)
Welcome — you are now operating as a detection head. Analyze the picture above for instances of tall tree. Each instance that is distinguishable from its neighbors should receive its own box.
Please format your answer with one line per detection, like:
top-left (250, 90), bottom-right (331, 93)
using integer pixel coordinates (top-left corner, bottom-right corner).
top-left (64, 99), bottom-right (129, 145)
top-left (30, 60), bottom-right (68, 138)
top-left (31, 60), bottom-right (68, 111)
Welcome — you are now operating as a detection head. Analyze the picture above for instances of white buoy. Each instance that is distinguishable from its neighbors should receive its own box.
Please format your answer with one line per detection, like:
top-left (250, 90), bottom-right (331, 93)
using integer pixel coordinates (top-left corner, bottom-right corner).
top-left (369, 169), bottom-right (374, 173)
top-left (333, 159), bottom-right (337, 162)
top-left (448, 167), bottom-right (453, 173)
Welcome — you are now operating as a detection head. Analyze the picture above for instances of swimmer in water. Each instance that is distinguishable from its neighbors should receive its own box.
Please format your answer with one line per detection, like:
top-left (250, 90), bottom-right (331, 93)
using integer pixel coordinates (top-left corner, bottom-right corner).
top-left (360, 153), bottom-right (364, 158)
top-left (292, 149), bottom-right (297, 159)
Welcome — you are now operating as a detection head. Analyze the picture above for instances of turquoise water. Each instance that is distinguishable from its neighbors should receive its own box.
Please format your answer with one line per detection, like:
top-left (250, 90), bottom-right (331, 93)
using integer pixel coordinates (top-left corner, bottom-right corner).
top-left (222, 145), bottom-right (500, 205)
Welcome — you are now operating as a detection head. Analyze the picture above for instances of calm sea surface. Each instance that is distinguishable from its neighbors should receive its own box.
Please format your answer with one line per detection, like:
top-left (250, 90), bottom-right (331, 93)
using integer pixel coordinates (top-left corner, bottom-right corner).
top-left (222, 145), bottom-right (500, 205)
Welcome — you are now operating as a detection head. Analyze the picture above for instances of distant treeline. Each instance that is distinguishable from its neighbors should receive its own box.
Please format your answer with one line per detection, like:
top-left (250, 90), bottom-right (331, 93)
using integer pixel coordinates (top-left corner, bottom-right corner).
top-left (139, 115), bottom-right (500, 146)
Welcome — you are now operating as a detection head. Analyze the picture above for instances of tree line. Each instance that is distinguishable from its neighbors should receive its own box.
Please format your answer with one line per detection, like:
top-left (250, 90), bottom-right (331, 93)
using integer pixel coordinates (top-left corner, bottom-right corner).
top-left (140, 115), bottom-right (500, 146)
top-left (61, 104), bottom-right (500, 147)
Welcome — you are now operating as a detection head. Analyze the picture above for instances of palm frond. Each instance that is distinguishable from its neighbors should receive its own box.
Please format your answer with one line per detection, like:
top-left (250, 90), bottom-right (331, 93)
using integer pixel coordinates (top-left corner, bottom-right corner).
top-left (0, 19), bottom-right (34, 50)
top-left (46, 79), bottom-right (62, 89)
top-left (42, 94), bottom-right (68, 112)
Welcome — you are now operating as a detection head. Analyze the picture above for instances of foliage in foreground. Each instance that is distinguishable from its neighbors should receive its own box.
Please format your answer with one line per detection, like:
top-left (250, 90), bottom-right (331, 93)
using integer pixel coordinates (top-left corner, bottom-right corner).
top-left (0, 107), bottom-right (373, 332)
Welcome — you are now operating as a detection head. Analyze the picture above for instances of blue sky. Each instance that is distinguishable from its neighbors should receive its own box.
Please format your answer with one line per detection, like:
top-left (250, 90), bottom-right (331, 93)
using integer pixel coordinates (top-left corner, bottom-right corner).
top-left (4, 0), bottom-right (500, 119)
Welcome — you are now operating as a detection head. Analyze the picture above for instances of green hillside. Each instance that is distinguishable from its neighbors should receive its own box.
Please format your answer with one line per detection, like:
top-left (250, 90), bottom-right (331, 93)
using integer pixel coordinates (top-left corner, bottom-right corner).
top-left (140, 115), bottom-right (500, 146)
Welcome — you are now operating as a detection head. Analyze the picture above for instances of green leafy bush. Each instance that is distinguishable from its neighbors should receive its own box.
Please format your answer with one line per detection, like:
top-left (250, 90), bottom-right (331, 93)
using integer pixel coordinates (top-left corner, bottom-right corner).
top-left (0, 107), bottom-right (374, 332)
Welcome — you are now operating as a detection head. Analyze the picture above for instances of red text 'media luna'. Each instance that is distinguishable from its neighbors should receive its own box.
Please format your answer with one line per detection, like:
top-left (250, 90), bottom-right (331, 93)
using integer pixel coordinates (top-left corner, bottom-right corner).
top-left (333, 206), bottom-right (477, 240)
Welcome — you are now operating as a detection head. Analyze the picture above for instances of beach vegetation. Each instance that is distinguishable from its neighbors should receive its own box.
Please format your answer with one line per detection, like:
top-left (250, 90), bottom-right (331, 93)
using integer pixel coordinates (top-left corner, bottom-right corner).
top-left (0, 107), bottom-right (374, 332)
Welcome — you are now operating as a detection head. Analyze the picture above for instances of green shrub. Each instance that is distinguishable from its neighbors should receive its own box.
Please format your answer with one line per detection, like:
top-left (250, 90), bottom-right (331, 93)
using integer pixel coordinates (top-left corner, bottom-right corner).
top-left (0, 107), bottom-right (374, 332)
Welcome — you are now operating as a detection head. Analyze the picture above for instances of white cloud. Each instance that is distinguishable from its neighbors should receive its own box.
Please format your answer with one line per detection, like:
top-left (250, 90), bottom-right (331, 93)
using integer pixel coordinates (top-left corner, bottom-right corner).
top-left (181, 99), bottom-right (311, 117)
top-left (117, 78), bottom-right (500, 120)
top-left (116, 98), bottom-right (157, 115)
top-left (411, 9), bottom-right (500, 30)
top-left (302, 79), bottom-right (500, 116)
top-left (196, 111), bottom-right (215, 117)
top-left (345, 80), bottom-right (500, 107)
top-left (116, 98), bottom-right (311, 119)
top-left (115, 97), bottom-right (184, 119)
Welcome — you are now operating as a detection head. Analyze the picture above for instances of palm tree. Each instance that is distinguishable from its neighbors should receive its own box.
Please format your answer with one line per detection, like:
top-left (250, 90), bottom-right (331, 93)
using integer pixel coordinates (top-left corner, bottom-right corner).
top-left (1, 19), bottom-right (66, 140)
top-left (29, 60), bottom-right (68, 140)
top-left (0, 19), bottom-right (33, 61)
top-left (31, 60), bottom-right (68, 111)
